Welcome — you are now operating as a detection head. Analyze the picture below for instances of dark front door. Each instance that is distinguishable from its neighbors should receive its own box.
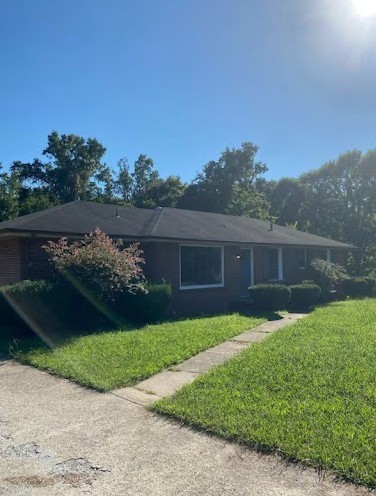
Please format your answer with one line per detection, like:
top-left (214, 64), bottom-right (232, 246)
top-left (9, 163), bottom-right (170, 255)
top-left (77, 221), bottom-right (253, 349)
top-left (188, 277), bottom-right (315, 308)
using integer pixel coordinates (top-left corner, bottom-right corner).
top-left (240, 248), bottom-right (253, 296)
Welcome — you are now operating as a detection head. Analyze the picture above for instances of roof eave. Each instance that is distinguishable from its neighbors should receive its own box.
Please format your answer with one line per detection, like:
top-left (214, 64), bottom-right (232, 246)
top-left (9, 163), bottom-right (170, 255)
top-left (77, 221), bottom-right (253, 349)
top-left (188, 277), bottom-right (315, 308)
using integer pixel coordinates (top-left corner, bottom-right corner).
top-left (0, 228), bottom-right (357, 250)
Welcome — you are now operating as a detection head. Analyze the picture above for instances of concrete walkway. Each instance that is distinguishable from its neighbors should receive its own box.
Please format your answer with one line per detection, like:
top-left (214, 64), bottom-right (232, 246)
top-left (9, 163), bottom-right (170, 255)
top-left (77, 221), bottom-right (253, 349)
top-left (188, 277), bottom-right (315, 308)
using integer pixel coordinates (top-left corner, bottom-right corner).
top-left (113, 313), bottom-right (307, 405)
top-left (0, 356), bottom-right (372, 496)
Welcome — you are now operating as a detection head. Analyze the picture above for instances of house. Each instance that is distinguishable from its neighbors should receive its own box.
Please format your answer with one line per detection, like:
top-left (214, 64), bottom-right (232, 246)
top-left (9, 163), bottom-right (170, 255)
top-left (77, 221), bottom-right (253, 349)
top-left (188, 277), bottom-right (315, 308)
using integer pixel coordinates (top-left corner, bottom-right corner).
top-left (0, 201), bottom-right (354, 314)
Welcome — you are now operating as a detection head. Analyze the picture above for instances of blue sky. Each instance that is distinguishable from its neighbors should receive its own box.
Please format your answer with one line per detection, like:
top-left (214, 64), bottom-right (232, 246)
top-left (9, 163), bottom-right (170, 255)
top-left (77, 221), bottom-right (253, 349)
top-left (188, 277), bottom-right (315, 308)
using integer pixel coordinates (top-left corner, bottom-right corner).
top-left (1, 0), bottom-right (375, 182)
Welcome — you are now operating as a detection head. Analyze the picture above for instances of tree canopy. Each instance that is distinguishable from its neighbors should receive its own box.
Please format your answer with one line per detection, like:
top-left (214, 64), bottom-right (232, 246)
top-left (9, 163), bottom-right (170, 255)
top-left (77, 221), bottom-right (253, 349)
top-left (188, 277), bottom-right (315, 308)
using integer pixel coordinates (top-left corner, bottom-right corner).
top-left (178, 142), bottom-right (269, 219)
top-left (1, 131), bottom-right (376, 274)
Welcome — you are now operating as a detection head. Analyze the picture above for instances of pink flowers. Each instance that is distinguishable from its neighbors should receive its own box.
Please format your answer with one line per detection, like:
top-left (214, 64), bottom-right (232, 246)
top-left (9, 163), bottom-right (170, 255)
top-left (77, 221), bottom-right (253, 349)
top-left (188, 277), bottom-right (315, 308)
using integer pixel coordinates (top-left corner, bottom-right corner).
top-left (43, 229), bottom-right (146, 300)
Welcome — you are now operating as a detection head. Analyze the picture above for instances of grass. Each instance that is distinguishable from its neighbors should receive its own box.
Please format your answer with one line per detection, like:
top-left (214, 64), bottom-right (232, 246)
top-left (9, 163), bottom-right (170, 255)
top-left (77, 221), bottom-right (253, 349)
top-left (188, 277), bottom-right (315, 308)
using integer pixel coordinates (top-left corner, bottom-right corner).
top-left (9, 313), bottom-right (266, 391)
top-left (153, 299), bottom-right (376, 488)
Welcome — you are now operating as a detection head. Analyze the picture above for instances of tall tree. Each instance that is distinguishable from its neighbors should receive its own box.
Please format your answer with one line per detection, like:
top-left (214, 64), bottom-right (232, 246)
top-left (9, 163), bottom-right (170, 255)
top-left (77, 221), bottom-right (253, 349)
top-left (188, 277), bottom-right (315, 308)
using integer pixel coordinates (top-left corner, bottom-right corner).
top-left (114, 158), bottom-right (133, 203)
top-left (12, 131), bottom-right (107, 203)
top-left (131, 154), bottom-right (160, 208)
top-left (269, 177), bottom-right (307, 227)
top-left (178, 142), bottom-right (269, 219)
top-left (0, 166), bottom-right (20, 221)
top-left (268, 149), bottom-right (376, 274)
top-left (114, 155), bottom-right (186, 208)
top-left (143, 175), bottom-right (186, 208)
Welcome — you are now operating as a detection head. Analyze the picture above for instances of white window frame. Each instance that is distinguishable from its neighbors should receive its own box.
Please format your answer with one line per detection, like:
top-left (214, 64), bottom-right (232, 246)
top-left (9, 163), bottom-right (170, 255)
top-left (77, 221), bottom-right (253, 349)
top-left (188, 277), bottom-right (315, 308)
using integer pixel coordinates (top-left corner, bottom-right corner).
top-left (250, 247), bottom-right (255, 286)
top-left (298, 248), bottom-right (307, 270)
top-left (179, 244), bottom-right (225, 290)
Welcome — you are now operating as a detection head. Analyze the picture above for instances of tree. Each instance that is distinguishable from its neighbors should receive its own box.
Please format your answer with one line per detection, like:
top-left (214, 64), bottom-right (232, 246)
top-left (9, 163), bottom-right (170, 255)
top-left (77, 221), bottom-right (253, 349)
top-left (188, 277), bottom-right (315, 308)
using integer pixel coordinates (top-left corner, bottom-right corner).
top-left (269, 177), bottom-right (307, 227)
top-left (131, 154), bottom-right (160, 208)
top-left (113, 155), bottom-right (186, 208)
top-left (142, 175), bottom-right (186, 208)
top-left (114, 158), bottom-right (133, 203)
top-left (12, 131), bottom-right (107, 203)
top-left (267, 149), bottom-right (376, 274)
top-left (0, 166), bottom-right (20, 221)
top-left (178, 142), bottom-right (269, 219)
top-left (17, 187), bottom-right (57, 216)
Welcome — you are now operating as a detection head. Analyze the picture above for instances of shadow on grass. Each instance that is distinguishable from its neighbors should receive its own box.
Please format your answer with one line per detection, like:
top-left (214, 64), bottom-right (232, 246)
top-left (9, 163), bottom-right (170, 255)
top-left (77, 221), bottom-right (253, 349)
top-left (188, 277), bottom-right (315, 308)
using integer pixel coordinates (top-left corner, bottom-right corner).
top-left (1, 307), bottom-right (280, 357)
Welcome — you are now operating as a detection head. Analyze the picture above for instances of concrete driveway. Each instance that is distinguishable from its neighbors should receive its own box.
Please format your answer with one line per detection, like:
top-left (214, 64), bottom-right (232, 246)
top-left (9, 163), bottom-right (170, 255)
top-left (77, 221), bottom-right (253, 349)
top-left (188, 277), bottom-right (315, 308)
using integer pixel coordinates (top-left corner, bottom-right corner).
top-left (0, 356), bottom-right (371, 496)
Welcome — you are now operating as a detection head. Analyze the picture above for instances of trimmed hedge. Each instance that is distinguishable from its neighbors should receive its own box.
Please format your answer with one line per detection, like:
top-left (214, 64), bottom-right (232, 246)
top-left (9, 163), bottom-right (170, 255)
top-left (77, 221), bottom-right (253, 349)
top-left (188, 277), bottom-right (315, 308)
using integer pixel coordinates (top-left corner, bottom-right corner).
top-left (0, 279), bottom-right (172, 341)
top-left (114, 282), bottom-right (172, 324)
top-left (342, 277), bottom-right (376, 298)
top-left (289, 283), bottom-right (321, 310)
top-left (0, 280), bottom-right (54, 323)
top-left (0, 280), bottom-right (56, 339)
top-left (248, 284), bottom-right (291, 311)
top-left (0, 279), bottom-right (119, 340)
top-left (367, 278), bottom-right (376, 294)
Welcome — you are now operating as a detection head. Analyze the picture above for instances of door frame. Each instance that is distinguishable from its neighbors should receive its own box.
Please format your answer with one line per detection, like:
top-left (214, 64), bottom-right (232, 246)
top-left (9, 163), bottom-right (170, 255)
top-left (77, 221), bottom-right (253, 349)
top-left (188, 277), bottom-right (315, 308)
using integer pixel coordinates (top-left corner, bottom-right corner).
top-left (240, 247), bottom-right (254, 296)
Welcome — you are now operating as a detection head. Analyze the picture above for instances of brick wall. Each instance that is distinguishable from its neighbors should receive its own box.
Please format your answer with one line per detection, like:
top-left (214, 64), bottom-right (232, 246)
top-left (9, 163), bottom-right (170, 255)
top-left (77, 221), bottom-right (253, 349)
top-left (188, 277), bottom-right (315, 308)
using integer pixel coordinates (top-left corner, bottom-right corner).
top-left (20, 238), bottom-right (55, 281)
top-left (0, 234), bottom-right (352, 313)
top-left (149, 242), bottom-right (241, 314)
top-left (0, 238), bottom-right (22, 285)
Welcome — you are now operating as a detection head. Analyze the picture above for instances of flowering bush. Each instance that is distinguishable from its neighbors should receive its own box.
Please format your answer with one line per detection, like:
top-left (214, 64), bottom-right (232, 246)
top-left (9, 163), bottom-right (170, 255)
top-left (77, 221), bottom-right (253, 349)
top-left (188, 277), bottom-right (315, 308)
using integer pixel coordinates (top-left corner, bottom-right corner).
top-left (310, 258), bottom-right (349, 301)
top-left (44, 229), bottom-right (146, 300)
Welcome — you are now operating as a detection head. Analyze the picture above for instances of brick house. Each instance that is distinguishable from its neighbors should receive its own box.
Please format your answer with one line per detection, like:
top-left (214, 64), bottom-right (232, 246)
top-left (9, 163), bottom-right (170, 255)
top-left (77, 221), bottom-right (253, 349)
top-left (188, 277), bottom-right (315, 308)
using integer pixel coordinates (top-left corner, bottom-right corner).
top-left (0, 201), bottom-right (354, 314)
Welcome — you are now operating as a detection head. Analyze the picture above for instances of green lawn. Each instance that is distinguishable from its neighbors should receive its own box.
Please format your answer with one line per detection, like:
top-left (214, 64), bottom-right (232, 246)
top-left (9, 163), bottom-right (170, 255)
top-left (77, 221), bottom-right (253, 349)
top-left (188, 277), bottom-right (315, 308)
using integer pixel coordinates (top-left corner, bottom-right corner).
top-left (10, 314), bottom-right (266, 391)
top-left (154, 299), bottom-right (376, 488)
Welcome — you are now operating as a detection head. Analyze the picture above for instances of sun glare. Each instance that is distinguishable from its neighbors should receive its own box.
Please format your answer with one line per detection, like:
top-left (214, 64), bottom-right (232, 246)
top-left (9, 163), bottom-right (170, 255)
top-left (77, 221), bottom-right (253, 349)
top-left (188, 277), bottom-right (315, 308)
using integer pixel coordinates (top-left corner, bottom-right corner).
top-left (352, 0), bottom-right (376, 17)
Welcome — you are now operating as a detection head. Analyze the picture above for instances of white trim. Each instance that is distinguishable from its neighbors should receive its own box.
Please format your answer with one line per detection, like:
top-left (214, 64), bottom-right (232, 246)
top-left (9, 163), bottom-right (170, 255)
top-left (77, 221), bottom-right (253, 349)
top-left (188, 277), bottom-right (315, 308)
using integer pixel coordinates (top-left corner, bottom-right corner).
top-left (250, 247), bottom-right (254, 286)
top-left (179, 244), bottom-right (224, 290)
top-left (239, 247), bottom-right (254, 296)
top-left (326, 248), bottom-right (331, 262)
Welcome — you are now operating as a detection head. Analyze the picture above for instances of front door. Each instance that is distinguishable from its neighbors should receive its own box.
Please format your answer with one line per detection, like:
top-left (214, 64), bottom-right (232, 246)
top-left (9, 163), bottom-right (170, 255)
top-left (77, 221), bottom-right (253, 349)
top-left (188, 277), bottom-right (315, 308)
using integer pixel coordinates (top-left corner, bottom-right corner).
top-left (240, 248), bottom-right (253, 297)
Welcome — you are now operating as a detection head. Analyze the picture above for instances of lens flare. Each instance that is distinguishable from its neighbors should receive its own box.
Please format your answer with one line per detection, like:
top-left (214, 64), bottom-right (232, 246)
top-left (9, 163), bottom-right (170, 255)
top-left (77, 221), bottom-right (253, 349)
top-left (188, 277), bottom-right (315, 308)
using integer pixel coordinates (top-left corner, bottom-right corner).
top-left (352, 0), bottom-right (376, 17)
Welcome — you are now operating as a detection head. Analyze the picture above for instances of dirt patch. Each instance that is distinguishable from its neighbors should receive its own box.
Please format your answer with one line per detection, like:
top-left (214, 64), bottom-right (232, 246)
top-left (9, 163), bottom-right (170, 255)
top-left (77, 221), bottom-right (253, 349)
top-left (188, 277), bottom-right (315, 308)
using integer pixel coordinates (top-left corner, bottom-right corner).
top-left (0, 409), bottom-right (109, 491)
top-left (4, 475), bottom-right (56, 488)
top-left (4, 458), bottom-right (110, 488)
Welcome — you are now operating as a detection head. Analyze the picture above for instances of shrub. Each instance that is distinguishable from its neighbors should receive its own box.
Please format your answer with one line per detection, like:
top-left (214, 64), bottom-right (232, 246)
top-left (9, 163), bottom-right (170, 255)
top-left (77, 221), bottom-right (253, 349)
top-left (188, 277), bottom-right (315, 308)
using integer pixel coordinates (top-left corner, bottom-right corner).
top-left (248, 284), bottom-right (291, 311)
top-left (309, 258), bottom-right (349, 301)
top-left (342, 277), bottom-right (376, 298)
top-left (0, 280), bottom-right (55, 338)
top-left (366, 277), bottom-right (376, 294)
top-left (289, 283), bottom-right (321, 310)
top-left (0, 279), bottom-right (113, 342)
top-left (114, 282), bottom-right (172, 323)
top-left (44, 229), bottom-right (146, 301)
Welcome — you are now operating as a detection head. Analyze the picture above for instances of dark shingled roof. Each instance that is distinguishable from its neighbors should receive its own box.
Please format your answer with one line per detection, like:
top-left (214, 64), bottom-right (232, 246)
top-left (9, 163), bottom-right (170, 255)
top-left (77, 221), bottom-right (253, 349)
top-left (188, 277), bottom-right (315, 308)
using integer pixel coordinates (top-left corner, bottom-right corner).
top-left (0, 200), bottom-right (355, 249)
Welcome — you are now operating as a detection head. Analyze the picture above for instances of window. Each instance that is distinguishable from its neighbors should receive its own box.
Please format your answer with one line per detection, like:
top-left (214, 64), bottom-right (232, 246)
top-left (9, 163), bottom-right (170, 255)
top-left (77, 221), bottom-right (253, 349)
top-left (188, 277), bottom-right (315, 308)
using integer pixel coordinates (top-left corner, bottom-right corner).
top-left (180, 245), bottom-right (223, 289)
top-left (263, 248), bottom-right (283, 281)
top-left (295, 249), bottom-right (307, 269)
top-left (307, 249), bottom-right (328, 265)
